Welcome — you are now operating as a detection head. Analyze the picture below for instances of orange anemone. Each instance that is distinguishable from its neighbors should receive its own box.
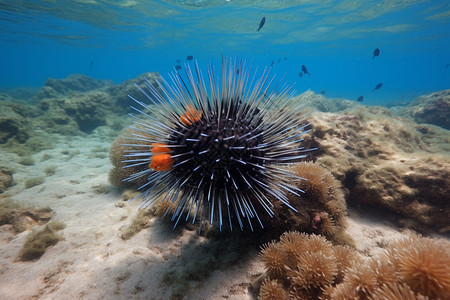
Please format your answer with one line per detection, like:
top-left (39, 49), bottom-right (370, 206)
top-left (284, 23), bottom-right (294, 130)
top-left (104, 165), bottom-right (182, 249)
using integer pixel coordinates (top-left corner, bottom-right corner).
top-left (180, 105), bottom-right (202, 125)
top-left (149, 154), bottom-right (174, 171)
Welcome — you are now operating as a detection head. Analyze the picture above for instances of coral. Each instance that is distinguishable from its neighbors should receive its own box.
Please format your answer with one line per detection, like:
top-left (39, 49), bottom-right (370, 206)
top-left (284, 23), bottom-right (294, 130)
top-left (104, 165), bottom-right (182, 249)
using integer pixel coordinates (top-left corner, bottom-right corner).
top-left (387, 237), bottom-right (450, 298)
top-left (17, 219), bottom-right (66, 261)
top-left (269, 162), bottom-right (349, 242)
top-left (259, 278), bottom-right (289, 300)
top-left (370, 283), bottom-right (429, 300)
top-left (108, 127), bottom-right (152, 188)
top-left (258, 232), bottom-right (348, 299)
top-left (256, 232), bottom-right (450, 300)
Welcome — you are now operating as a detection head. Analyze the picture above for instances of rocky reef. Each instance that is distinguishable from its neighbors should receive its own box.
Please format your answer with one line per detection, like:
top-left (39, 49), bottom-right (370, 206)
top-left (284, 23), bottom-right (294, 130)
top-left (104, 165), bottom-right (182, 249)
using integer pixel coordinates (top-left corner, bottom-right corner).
top-left (399, 89), bottom-right (450, 130)
top-left (296, 92), bottom-right (450, 234)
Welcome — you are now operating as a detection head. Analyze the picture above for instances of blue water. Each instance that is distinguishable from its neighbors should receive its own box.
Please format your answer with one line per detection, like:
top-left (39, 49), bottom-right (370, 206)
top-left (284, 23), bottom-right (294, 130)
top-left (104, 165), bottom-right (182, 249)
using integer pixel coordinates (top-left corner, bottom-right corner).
top-left (1, 0), bottom-right (449, 106)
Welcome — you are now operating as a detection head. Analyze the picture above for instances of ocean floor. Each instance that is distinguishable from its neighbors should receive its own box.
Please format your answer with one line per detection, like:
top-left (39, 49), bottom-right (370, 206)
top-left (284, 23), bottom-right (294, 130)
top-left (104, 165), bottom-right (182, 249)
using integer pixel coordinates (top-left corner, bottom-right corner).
top-left (0, 131), bottom-right (431, 300)
top-left (0, 74), bottom-right (449, 299)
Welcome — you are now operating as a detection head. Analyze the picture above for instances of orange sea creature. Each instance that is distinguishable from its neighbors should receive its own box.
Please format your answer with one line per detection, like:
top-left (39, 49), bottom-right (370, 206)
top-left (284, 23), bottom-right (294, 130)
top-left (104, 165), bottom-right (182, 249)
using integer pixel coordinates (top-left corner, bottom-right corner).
top-left (149, 153), bottom-right (174, 171)
top-left (151, 143), bottom-right (170, 154)
top-left (180, 105), bottom-right (202, 125)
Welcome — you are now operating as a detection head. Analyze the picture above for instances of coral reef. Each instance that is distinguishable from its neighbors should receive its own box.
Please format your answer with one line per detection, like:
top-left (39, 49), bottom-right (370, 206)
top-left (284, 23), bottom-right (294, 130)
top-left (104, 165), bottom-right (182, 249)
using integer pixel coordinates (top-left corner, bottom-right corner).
top-left (257, 232), bottom-right (450, 300)
top-left (299, 101), bottom-right (450, 233)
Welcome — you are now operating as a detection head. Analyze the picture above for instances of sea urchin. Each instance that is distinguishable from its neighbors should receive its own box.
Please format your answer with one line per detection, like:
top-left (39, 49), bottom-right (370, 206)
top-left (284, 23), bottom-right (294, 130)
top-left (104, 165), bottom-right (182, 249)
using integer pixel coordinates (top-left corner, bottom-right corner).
top-left (122, 58), bottom-right (312, 231)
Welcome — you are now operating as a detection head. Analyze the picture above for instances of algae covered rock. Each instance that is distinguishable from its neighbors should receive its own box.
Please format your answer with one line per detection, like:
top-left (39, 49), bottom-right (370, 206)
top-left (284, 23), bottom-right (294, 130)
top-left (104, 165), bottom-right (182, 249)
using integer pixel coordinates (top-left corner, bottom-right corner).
top-left (0, 167), bottom-right (13, 193)
top-left (0, 105), bottom-right (29, 143)
top-left (405, 89), bottom-right (450, 130)
top-left (37, 91), bottom-right (116, 134)
top-left (303, 106), bottom-right (450, 233)
top-left (33, 73), bottom-right (113, 100)
top-left (106, 72), bottom-right (161, 110)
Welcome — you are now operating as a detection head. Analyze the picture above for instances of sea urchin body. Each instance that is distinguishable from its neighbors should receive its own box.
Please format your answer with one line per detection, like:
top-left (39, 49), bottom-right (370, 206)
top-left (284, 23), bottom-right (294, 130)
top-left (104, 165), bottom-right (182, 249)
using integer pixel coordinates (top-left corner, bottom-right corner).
top-left (123, 58), bottom-right (312, 231)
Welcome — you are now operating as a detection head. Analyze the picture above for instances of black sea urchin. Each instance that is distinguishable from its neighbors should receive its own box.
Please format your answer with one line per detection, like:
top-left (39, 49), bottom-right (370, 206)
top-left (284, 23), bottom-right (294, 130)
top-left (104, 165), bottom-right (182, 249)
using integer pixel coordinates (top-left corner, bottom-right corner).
top-left (123, 58), bottom-right (313, 231)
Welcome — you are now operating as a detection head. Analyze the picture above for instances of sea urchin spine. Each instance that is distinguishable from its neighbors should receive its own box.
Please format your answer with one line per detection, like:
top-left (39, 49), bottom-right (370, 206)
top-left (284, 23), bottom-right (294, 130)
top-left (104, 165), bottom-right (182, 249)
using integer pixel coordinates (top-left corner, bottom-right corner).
top-left (123, 58), bottom-right (313, 231)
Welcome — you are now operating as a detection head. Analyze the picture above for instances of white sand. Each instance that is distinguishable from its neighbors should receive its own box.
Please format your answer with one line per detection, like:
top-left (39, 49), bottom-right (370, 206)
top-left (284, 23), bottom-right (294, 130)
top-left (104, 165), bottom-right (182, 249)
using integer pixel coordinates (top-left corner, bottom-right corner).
top-left (0, 131), bottom-right (416, 300)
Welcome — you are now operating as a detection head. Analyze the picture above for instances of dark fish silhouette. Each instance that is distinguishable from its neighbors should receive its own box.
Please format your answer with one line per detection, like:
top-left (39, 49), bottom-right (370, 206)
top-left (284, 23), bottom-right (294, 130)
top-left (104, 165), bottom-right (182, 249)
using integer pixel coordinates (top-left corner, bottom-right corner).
top-left (320, 90), bottom-right (326, 95)
top-left (90, 61), bottom-right (94, 69)
top-left (270, 60), bottom-right (274, 67)
top-left (278, 58), bottom-right (281, 63)
top-left (284, 57), bottom-right (287, 61)
top-left (257, 17), bottom-right (266, 31)
top-left (176, 59), bottom-right (181, 63)
top-left (372, 48), bottom-right (380, 59)
top-left (175, 65), bottom-right (182, 71)
top-left (301, 65), bottom-right (310, 76)
top-left (298, 72), bottom-right (303, 78)
top-left (357, 96), bottom-right (364, 102)
top-left (373, 83), bottom-right (383, 91)
top-left (186, 55), bottom-right (194, 61)
top-left (445, 63), bottom-right (450, 69)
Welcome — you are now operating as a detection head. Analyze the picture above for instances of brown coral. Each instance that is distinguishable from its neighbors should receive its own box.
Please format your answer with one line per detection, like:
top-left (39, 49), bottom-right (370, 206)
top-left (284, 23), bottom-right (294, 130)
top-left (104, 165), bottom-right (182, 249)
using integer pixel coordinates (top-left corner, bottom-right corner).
top-left (260, 241), bottom-right (286, 280)
top-left (289, 162), bottom-right (348, 238)
top-left (259, 278), bottom-right (289, 300)
top-left (370, 283), bottom-right (429, 300)
top-left (287, 251), bottom-right (337, 291)
top-left (389, 237), bottom-right (450, 298)
top-left (109, 127), bottom-right (153, 188)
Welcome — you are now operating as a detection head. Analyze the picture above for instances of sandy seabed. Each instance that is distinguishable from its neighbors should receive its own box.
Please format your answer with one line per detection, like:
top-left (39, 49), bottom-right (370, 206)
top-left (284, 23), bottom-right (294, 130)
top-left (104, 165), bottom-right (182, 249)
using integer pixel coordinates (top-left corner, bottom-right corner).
top-left (0, 132), bottom-right (429, 300)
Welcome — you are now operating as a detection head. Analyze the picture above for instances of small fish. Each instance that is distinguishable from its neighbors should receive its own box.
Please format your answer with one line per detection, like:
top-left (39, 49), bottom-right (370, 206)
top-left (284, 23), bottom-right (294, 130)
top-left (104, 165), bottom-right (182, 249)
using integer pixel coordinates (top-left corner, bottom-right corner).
top-left (373, 83), bottom-right (383, 91)
top-left (320, 90), bottom-right (326, 95)
top-left (372, 48), bottom-right (380, 59)
top-left (301, 65), bottom-right (310, 76)
top-left (298, 72), bottom-right (303, 78)
top-left (186, 55), bottom-right (194, 61)
top-left (278, 58), bottom-right (281, 63)
top-left (270, 60), bottom-right (274, 67)
top-left (284, 57), bottom-right (287, 61)
top-left (175, 65), bottom-right (182, 71)
top-left (257, 16), bottom-right (266, 31)
top-left (176, 59), bottom-right (181, 63)
top-left (445, 63), bottom-right (450, 69)
top-left (357, 96), bottom-right (364, 102)
top-left (90, 61), bottom-right (94, 69)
